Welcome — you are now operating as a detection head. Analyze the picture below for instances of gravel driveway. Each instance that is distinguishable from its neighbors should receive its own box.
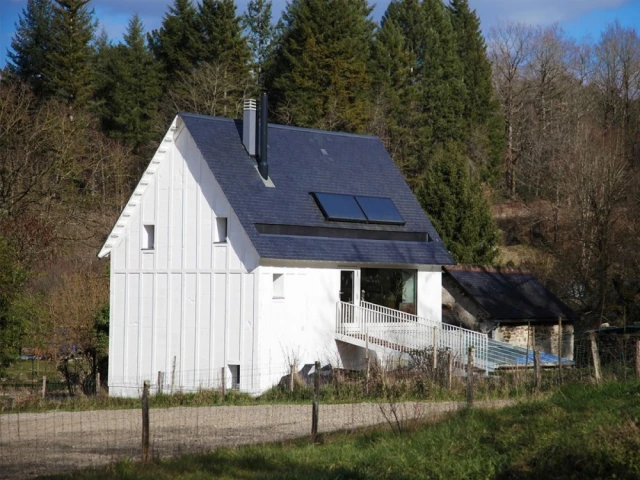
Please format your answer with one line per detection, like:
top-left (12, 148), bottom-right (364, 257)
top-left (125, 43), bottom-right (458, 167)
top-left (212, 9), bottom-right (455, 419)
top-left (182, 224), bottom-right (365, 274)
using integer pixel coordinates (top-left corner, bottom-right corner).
top-left (0, 399), bottom-right (512, 479)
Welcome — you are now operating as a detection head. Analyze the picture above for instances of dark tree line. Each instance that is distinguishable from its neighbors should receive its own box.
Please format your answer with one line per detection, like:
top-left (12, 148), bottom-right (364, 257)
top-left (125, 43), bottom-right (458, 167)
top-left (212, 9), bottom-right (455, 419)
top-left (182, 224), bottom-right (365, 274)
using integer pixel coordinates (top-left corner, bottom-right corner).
top-left (4, 0), bottom-right (638, 368)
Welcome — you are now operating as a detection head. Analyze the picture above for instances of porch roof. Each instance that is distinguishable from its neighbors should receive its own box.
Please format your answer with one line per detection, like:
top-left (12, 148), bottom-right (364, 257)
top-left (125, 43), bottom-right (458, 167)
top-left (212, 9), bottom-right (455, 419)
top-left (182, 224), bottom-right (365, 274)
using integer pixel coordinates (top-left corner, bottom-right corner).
top-left (445, 266), bottom-right (576, 322)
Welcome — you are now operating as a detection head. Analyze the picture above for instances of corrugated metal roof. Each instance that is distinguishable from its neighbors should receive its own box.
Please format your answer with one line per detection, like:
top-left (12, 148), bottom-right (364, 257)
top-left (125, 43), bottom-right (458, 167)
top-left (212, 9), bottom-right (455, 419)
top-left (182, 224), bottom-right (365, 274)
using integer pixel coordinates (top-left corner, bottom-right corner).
top-left (180, 113), bottom-right (454, 266)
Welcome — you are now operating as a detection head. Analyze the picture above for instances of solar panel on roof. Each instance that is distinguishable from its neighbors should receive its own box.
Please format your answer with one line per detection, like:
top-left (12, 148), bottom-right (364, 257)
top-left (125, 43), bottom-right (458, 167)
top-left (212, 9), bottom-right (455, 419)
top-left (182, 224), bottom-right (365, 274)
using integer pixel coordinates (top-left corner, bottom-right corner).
top-left (311, 193), bottom-right (367, 222)
top-left (355, 196), bottom-right (405, 225)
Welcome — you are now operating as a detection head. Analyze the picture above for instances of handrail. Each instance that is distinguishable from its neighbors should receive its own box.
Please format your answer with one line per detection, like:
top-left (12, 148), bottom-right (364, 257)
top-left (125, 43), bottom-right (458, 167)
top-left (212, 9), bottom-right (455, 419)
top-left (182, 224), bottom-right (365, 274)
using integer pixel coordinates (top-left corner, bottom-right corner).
top-left (336, 301), bottom-right (489, 373)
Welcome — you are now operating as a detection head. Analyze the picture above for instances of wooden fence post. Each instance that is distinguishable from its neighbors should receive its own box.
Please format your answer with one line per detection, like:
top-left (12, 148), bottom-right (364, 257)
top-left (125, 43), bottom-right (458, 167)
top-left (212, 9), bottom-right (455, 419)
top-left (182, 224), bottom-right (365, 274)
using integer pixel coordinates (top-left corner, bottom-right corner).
top-left (466, 347), bottom-right (474, 407)
top-left (432, 327), bottom-right (438, 374)
top-left (557, 317), bottom-right (563, 381)
top-left (534, 349), bottom-right (542, 391)
top-left (96, 372), bottom-right (101, 395)
top-left (635, 340), bottom-right (640, 378)
top-left (590, 332), bottom-right (602, 384)
top-left (446, 349), bottom-right (453, 390)
top-left (42, 376), bottom-right (47, 400)
top-left (312, 361), bottom-right (320, 442)
top-left (221, 367), bottom-right (226, 399)
top-left (157, 371), bottom-right (164, 395)
top-left (170, 356), bottom-right (176, 395)
top-left (289, 364), bottom-right (295, 392)
top-left (142, 381), bottom-right (150, 462)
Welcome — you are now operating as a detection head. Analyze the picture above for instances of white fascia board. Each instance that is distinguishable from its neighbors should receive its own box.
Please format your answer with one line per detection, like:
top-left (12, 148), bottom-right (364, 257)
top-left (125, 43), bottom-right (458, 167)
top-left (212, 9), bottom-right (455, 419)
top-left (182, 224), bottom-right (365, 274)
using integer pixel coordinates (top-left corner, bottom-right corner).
top-left (259, 258), bottom-right (442, 271)
top-left (97, 116), bottom-right (179, 258)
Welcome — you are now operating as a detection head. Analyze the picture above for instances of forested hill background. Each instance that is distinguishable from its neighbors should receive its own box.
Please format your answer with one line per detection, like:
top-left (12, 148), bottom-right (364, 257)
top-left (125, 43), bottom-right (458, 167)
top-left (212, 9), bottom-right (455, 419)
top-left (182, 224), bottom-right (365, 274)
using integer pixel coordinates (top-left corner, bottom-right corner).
top-left (1, 0), bottom-right (640, 370)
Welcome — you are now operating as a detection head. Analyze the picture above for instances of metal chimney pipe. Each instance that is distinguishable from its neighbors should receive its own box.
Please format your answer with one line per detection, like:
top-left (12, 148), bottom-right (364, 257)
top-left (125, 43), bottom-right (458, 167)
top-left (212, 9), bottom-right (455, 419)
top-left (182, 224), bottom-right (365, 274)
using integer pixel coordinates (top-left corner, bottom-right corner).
top-left (242, 99), bottom-right (256, 156)
top-left (258, 93), bottom-right (269, 180)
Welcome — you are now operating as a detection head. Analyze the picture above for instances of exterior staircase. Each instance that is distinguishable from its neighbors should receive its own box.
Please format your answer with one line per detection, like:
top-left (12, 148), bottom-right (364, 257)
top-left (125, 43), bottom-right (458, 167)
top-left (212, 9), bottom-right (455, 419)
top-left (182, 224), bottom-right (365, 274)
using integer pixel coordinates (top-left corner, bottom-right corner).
top-left (335, 301), bottom-right (573, 373)
top-left (335, 301), bottom-right (490, 373)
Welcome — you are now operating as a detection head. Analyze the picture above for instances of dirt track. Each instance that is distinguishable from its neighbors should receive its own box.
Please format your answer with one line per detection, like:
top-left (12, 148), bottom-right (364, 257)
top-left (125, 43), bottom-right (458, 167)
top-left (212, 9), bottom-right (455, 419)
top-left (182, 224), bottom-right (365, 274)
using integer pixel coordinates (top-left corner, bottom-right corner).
top-left (0, 400), bottom-right (512, 479)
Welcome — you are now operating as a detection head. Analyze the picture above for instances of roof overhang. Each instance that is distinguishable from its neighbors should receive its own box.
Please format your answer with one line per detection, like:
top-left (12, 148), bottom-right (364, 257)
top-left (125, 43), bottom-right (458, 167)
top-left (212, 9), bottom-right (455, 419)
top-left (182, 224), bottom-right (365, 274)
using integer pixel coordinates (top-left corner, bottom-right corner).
top-left (98, 116), bottom-right (181, 259)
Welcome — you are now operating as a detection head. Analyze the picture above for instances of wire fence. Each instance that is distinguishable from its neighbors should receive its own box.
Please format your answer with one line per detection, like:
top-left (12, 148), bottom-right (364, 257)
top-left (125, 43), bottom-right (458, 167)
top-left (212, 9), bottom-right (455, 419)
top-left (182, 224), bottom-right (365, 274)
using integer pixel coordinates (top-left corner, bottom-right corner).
top-left (1, 330), bottom-right (639, 479)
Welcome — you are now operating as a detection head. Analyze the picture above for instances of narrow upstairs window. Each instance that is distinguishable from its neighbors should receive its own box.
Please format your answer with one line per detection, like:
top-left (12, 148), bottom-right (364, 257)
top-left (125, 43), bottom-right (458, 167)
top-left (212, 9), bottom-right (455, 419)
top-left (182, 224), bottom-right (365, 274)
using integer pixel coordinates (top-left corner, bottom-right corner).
top-left (214, 217), bottom-right (227, 243)
top-left (273, 274), bottom-right (284, 299)
top-left (142, 225), bottom-right (155, 250)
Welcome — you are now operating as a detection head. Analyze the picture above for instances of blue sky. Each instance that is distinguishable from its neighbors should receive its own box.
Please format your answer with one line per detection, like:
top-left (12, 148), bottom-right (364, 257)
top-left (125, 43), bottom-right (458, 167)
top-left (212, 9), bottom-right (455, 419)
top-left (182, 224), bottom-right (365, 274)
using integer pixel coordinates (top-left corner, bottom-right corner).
top-left (1, 0), bottom-right (640, 69)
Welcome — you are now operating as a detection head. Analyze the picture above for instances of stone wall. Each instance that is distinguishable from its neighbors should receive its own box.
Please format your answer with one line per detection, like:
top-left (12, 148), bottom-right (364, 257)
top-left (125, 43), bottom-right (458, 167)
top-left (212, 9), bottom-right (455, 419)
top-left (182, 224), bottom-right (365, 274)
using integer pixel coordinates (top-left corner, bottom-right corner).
top-left (442, 276), bottom-right (574, 361)
top-left (493, 324), bottom-right (574, 360)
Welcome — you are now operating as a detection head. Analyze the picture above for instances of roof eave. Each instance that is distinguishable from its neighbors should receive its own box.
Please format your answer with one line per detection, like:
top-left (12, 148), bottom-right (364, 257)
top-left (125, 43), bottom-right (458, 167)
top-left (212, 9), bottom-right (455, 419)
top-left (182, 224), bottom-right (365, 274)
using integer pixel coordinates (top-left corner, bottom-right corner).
top-left (97, 116), bottom-right (180, 259)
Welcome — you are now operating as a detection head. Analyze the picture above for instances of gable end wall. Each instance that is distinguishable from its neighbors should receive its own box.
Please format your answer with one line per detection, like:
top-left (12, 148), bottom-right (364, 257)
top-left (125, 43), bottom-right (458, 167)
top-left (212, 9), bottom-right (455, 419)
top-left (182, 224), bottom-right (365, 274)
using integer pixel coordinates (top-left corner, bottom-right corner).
top-left (108, 123), bottom-right (261, 396)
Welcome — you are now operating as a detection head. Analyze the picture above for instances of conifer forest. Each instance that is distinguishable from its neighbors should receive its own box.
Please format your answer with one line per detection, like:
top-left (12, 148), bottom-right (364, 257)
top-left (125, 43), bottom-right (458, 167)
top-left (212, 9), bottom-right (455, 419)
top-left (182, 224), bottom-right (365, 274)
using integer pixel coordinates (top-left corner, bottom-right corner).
top-left (1, 0), bottom-right (640, 373)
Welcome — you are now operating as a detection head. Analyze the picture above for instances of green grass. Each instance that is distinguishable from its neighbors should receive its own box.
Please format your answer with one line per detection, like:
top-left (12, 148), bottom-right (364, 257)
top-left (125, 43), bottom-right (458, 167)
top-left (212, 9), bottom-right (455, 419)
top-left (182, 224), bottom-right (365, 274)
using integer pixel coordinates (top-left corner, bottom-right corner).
top-left (0, 366), bottom-right (596, 414)
top-left (45, 380), bottom-right (640, 480)
top-left (1, 359), bottom-right (59, 383)
top-left (1, 370), bottom-right (547, 414)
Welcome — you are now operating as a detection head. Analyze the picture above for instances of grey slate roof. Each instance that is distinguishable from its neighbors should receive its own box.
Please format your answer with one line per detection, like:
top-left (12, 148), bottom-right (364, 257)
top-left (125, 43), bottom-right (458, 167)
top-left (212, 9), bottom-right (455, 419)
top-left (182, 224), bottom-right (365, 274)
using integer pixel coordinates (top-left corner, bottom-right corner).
top-left (179, 113), bottom-right (454, 265)
top-left (445, 267), bottom-right (576, 322)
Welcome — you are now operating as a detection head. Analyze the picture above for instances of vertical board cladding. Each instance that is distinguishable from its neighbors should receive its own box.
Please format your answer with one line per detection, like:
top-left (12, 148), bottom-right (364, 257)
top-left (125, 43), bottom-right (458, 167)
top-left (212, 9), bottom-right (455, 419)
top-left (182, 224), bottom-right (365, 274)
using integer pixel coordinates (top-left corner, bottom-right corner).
top-left (228, 274), bottom-right (242, 363)
top-left (170, 132), bottom-right (184, 270)
top-left (140, 273), bottom-right (154, 381)
top-left (213, 273), bottom-right (227, 372)
top-left (108, 123), bottom-right (260, 396)
top-left (198, 273), bottom-right (212, 379)
top-left (110, 274), bottom-right (127, 384)
top-left (183, 273), bottom-right (197, 385)
top-left (155, 273), bottom-right (169, 378)
top-left (126, 274), bottom-right (140, 385)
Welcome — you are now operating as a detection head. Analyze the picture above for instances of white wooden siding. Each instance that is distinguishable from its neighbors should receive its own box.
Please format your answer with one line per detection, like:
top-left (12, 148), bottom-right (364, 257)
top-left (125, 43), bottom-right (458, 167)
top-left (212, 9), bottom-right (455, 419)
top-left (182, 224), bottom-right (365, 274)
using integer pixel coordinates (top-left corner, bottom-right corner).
top-left (108, 123), bottom-right (259, 396)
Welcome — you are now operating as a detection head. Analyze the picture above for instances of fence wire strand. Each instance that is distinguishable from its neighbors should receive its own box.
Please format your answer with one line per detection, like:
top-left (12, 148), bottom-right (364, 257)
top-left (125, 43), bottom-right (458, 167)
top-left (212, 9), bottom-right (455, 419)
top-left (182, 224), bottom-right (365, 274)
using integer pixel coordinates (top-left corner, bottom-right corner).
top-left (1, 332), bottom-right (639, 479)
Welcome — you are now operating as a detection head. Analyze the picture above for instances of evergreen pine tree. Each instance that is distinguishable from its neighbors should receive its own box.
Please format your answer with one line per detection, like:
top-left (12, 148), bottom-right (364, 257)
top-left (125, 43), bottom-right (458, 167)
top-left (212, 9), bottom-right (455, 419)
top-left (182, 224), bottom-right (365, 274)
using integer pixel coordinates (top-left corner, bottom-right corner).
top-left (6, 0), bottom-right (54, 96)
top-left (372, 0), bottom-right (466, 184)
top-left (95, 15), bottom-right (162, 151)
top-left (448, 0), bottom-right (504, 183)
top-left (198, 0), bottom-right (250, 68)
top-left (149, 0), bottom-right (201, 83)
top-left (45, 0), bottom-right (97, 106)
top-left (266, 0), bottom-right (375, 132)
top-left (242, 0), bottom-right (274, 86)
top-left (417, 142), bottom-right (498, 264)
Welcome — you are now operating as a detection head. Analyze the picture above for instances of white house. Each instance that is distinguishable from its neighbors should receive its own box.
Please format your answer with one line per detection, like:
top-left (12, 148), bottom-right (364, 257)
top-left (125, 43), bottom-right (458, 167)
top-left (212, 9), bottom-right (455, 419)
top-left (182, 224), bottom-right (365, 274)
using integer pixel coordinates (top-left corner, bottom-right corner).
top-left (99, 95), bottom-right (490, 397)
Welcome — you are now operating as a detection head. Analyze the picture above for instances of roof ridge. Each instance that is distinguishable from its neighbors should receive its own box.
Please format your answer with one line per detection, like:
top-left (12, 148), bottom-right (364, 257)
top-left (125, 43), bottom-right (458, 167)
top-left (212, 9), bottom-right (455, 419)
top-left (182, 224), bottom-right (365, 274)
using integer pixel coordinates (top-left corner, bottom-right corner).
top-left (178, 112), bottom-right (379, 140)
top-left (445, 265), bottom-right (532, 275)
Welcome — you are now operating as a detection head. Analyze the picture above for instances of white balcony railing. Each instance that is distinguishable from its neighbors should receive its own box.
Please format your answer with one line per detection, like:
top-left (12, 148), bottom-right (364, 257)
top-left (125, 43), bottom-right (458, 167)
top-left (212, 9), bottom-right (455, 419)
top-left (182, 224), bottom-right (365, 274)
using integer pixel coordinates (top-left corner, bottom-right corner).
top-left (336, 301), bottom-right (489, 373)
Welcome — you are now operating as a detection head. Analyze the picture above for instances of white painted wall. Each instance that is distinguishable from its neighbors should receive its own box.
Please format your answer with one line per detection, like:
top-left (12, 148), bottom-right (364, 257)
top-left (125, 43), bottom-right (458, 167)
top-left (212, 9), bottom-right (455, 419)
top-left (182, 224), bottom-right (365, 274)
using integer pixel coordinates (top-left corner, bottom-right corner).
top-left (252, 263), bottom-right (444, 391)
top-left (254, 265), bottom-right (343, 391)
top-left (417, 268), bottom-right (442, 322)
top-left (108, 120), bottom-right (260, 396)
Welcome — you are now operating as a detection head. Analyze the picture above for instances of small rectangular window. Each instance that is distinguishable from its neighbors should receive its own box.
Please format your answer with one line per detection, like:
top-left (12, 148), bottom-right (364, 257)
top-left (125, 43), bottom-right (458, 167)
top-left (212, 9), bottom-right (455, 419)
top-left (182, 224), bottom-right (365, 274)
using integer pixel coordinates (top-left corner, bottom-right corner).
top-left (229, 365), bottom-right (240, 389)
top-left (273, 273), bottom-right (284, 299)
top-left (142, 225), bottom-right (155, 250)
top-left (214, 217), bottom-right (227, 243)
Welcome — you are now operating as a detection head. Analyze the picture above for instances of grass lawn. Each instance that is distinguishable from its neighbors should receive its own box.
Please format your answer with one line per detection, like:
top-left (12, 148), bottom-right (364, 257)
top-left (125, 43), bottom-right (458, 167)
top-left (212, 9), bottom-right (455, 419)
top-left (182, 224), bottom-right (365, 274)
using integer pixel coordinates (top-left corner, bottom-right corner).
top-left (1, 359), bottom-right (59, 384)
top-left (47, 380), bottom-right (640, 480)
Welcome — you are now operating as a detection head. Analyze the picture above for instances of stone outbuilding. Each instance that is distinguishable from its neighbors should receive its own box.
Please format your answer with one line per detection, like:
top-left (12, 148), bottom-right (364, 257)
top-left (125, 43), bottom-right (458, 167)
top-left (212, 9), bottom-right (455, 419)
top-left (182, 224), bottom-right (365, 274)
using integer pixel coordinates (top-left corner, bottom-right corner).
top-left (442, 266), bottom-right (575, 360)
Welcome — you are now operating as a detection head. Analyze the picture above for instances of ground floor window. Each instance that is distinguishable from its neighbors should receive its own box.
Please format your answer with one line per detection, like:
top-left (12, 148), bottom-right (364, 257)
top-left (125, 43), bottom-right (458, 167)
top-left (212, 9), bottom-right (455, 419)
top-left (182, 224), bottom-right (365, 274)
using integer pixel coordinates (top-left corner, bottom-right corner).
top-left (361, 269), bottom-right (417, 314)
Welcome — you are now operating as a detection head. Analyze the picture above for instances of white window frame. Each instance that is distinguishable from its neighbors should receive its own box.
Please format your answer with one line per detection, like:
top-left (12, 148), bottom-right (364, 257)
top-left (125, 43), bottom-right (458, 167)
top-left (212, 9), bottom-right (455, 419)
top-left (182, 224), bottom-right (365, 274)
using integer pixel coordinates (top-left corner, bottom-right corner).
top-left (214, 217), bottom-right (227, 243)
top-left (273, 273), bottom-right (284, 299)
top-left (142, 224), bottom-right (155, 250)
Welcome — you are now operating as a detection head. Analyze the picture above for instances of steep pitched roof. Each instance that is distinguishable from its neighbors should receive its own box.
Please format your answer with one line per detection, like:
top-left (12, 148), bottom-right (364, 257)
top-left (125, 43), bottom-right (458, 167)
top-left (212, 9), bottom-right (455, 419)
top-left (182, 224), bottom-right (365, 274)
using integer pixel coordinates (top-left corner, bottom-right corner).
top-left (179, 113), bottom-right (454, 265)
top-left (444, 266), bottom-right (576, 322)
